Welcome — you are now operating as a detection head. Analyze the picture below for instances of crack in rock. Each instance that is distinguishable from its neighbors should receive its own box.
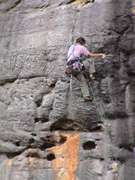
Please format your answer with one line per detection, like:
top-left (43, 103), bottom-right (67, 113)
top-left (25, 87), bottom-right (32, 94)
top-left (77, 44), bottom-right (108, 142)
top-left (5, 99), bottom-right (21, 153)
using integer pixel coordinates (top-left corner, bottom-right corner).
top-left (59, 0), bottom-right (95, 6)
top-left (6, 0), bottom-right (21, 12)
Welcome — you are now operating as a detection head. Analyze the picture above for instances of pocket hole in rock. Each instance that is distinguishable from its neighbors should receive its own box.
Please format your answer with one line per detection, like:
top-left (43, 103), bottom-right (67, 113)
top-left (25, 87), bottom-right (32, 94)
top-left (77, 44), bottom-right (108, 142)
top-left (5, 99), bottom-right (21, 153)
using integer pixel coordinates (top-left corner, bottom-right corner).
top-left (50, 83), bottom-right (56, 92)
top-left (59, 136), bottom-right (67, 144)
top-left (35, 118), bottom-right (39, 123)
top-left (47, 153), bottom-right (55, 161)
top-left (15, 141), bottom-right (20, 147)
top-left (83, 141), bottom-right (96, 150)
top-left (40, 142), bottom-right (55, 151)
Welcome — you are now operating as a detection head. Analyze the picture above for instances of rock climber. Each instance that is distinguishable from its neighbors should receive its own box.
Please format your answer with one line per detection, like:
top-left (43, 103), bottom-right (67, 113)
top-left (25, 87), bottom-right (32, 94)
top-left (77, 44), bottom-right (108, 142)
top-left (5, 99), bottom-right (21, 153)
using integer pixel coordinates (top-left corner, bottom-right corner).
top-left (64, 37), bottom-right (105, 102)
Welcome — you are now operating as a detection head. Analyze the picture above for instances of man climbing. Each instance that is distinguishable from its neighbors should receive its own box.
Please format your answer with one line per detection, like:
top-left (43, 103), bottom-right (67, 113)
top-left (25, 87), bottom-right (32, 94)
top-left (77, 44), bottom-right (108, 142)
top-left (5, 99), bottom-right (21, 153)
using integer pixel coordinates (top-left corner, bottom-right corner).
top-left (65, 37), bottom-right (105, 102)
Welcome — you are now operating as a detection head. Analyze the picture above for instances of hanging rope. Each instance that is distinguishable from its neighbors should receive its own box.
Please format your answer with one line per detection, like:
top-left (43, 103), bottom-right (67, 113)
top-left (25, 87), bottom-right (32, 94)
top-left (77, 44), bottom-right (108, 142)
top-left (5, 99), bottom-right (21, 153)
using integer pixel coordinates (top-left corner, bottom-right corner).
top-left (88, 79), bottom-right (125, 180)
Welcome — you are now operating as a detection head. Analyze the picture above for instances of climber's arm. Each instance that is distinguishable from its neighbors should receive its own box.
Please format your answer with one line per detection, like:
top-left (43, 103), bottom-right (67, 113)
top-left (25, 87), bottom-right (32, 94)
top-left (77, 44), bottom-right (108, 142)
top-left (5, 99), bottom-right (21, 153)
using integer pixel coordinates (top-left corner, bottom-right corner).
top-left (89, 53), bottom-right (106, 58)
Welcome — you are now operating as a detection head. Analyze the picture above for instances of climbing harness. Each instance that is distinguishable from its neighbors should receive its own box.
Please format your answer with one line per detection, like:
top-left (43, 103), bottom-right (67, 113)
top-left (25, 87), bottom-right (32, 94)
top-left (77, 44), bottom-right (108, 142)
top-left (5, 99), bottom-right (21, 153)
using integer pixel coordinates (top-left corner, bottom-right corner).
top-left (87, 79), bottom-right (125, 180)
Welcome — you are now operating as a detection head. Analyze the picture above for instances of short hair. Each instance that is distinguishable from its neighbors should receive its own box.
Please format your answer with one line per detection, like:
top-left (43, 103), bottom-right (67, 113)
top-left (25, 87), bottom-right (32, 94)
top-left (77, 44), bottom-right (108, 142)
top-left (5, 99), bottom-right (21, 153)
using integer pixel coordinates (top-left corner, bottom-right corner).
top-left (76, 37), bottom-right (86, 45)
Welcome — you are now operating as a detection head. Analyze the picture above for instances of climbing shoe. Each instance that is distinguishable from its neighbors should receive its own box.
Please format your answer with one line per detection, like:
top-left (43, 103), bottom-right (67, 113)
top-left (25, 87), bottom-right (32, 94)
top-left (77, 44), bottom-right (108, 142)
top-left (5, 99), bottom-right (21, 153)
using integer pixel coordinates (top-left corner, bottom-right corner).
top-left (90, 76), bottom-right (95, 80)
top-left (89, 74), bottom-right (95, 80)
top-left (84, 96), bottom-right (93, 102)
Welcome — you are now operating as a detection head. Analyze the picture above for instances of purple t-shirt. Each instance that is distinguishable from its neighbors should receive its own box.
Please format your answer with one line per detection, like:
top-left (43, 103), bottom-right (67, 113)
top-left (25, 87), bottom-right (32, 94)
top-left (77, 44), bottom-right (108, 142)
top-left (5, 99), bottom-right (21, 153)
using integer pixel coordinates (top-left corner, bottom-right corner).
top-left (67, 45), bottom-right (90, 62)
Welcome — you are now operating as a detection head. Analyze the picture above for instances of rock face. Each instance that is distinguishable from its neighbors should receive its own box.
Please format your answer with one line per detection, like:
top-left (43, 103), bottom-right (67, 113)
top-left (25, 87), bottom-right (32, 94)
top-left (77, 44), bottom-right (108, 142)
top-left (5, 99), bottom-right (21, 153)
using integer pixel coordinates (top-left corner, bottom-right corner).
top-left (0, 0), bottom-right (135, 179)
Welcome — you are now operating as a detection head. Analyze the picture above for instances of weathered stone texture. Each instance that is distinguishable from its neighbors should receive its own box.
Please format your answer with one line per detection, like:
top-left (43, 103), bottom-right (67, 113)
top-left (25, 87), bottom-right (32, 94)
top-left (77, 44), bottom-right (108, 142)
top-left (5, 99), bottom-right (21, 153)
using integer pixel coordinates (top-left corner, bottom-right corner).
top-left (0, 0), bottom-right (135, 179)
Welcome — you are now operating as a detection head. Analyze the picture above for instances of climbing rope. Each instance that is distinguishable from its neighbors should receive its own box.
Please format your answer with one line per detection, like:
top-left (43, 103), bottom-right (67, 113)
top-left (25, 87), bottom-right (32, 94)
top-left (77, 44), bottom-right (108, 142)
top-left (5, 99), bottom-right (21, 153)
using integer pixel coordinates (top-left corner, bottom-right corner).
top-left (88, 79), bottom-right (125, 180)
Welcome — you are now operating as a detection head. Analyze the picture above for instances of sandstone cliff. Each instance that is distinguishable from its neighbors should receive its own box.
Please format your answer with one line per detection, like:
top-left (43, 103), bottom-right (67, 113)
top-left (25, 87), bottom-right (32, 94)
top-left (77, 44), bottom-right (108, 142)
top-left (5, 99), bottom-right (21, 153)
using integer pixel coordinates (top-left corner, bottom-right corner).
top-left (0, 0), bottom-right (135, 179)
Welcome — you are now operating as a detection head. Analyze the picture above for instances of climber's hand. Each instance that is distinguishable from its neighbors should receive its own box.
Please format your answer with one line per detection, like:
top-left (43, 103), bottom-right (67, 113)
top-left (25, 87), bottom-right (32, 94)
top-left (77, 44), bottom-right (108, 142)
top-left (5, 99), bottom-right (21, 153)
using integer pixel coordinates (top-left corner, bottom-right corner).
top-left (101, 54), bottom-right (106, 59)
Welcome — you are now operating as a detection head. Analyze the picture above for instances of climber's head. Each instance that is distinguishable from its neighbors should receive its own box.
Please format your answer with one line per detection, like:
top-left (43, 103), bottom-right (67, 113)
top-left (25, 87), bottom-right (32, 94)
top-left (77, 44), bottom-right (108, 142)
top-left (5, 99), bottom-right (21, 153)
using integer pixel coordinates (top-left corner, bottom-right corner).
top-left (76, 37), bottom-right (86, 45)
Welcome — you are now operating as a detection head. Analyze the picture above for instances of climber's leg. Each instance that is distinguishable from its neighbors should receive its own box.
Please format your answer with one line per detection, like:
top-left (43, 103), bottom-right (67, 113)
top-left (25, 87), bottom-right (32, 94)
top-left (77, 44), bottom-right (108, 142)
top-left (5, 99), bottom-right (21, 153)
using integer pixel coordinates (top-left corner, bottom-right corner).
top-left (76, 72), bottom-right (93, 101)
top-left (83, 59), bottom-right (96, 80)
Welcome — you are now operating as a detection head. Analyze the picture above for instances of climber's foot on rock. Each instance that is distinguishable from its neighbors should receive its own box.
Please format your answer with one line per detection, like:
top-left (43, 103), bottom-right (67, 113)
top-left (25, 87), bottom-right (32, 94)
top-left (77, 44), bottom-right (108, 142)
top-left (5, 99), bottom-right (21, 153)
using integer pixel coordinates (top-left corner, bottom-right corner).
top-left (84, 96), bottom-right (93, 102)
top-left (89, 74), bottom-right (95, 80)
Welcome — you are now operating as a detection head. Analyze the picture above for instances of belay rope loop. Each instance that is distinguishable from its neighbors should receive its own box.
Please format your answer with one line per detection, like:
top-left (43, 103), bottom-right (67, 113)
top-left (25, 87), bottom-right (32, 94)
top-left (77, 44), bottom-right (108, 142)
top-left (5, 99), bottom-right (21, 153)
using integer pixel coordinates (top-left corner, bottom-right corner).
top-left (87, 79), bottom-right (125, 180)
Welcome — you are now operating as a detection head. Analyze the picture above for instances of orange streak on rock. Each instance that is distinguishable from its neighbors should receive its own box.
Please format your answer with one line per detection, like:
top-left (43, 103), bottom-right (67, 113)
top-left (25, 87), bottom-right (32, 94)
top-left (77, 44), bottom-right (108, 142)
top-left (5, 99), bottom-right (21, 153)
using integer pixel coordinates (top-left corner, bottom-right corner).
top-left (50, 132), bottom-right (80, 180)
top-left (51, 86), bottom-right (55, 93)
top-left (29, 157), bottom-right (36, 167)
top-left (99, 132), bottom-right (104, 137)
top-left (8, 159), bottom-right (14, 168)
top-left (36, 122), bottom-right (39, 125)
top-left (133, 0), bottom-right (135, 13)
top-left (7, 8), bottom-right (13, 12)
top-left (28, 148), bottom-right (36, 153)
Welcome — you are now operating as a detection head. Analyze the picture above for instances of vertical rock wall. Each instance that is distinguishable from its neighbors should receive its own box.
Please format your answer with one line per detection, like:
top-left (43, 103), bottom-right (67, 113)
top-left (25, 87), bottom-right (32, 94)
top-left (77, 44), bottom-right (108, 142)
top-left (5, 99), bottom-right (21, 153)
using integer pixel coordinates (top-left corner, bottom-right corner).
top-left (0, 0), bottom-right (135, 179)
